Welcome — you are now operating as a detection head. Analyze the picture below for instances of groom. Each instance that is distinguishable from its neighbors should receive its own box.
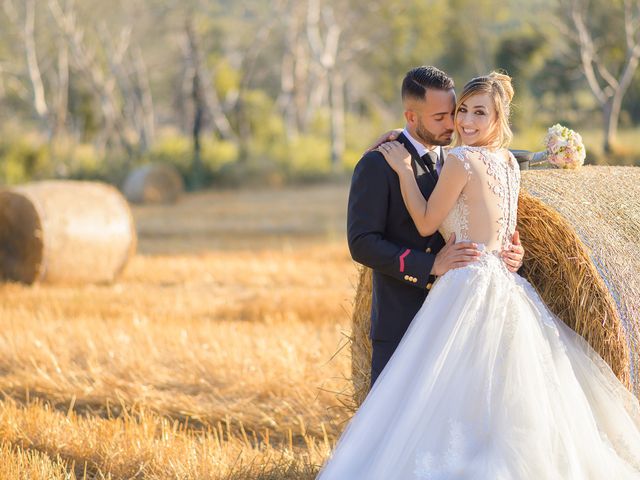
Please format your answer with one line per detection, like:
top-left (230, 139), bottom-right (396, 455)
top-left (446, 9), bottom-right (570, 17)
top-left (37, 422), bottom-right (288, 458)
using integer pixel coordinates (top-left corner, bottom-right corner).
top-left (347, 66), bottom-right (524, 387)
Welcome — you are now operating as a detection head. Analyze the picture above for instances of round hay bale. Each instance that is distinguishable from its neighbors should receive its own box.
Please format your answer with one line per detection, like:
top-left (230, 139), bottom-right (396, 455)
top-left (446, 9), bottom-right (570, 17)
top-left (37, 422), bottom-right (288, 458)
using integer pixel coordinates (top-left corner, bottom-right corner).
top-left (0, 180), bottom-right (136, 284)
top-left (122, 163), bottom-right (184, 204)
top-left (349, 166), bottom-right (640, 407)
top-left (519, 166), bottom-right (640, 394)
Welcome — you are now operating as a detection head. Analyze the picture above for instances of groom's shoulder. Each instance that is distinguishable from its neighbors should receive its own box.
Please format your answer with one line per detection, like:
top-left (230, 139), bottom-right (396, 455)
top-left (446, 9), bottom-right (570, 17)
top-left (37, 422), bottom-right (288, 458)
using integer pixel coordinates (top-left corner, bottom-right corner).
top-left (354, 149), bottom-right (391, 175)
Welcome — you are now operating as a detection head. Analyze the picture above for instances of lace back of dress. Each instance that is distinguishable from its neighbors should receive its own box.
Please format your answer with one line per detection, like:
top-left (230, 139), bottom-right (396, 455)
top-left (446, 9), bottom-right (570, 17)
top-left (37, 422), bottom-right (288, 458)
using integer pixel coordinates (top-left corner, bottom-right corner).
top-left (439, 146), bottom-right (520, 252)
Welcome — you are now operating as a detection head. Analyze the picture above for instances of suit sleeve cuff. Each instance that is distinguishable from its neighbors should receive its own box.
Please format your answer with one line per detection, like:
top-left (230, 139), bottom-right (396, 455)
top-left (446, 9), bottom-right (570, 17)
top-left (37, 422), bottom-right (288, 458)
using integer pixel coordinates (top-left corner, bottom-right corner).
top-left (398, 248), bottom-right (437, 290)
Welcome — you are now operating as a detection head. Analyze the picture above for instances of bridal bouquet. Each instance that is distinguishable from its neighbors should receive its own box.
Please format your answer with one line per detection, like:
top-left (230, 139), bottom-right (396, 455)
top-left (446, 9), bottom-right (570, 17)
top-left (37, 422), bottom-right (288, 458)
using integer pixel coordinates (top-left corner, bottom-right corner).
top-left (543, 124), bottom-right (586, 169)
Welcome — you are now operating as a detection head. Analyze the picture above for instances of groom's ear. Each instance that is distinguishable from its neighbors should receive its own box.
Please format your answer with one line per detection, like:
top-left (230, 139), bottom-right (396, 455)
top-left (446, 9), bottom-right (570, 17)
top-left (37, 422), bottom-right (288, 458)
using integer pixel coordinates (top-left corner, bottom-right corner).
top-left (404, 109), bottom-right (416, 126)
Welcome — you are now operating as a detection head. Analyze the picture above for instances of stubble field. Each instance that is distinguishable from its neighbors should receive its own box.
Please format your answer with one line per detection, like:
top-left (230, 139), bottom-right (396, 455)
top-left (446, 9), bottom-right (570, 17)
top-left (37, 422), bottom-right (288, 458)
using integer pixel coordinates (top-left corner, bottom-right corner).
top-left (0, 183), bottom-right (357, 479)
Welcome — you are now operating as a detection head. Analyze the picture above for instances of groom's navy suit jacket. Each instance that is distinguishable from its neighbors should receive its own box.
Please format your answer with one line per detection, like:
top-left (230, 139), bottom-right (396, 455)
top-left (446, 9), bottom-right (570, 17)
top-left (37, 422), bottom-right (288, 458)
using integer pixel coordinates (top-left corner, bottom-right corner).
top-left (347, 133), bottom-right (446, 343)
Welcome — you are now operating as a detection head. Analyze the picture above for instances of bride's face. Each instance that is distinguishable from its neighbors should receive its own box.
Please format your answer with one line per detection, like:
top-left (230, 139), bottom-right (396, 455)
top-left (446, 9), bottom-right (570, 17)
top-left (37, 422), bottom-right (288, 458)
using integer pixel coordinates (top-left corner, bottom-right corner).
top-left (455, 93), bottom-right (498, 147)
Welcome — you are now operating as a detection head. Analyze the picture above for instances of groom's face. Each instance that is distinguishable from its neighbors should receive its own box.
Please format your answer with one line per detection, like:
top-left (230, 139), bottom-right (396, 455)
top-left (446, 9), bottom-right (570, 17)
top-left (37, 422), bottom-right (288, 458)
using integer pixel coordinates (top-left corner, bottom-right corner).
top-left (404, 88), bottom-right (456, 147)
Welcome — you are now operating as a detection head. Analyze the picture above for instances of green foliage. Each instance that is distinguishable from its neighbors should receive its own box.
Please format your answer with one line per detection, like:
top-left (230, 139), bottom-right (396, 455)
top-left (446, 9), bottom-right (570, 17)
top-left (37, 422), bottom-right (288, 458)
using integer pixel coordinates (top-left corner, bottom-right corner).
top-left (64, 143), bottom-right (104, 179)
top-left (212, 57), bottom-right (241, 98)
top-left (144, 133), bottom-right (239, 187)
top-left (242, 90), bottom-right (287, 143)
top-left (283, 134), bottom-right (332, 177)
top-left (68, 79), bottom-right (101, 143)
top-left (0, 137), bottom-right (51, 185)
top-left (145, 134), bottom-right (192, 174)
top-left (368, 1), bottom-right (449, 102)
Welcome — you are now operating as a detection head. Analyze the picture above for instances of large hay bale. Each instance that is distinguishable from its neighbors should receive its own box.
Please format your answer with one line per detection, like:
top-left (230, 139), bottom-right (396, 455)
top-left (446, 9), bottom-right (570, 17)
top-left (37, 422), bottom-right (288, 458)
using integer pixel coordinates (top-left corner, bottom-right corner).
top-left (349, 166), bottom-right (640, 406)
top-left (0, 180), bottom-right (136, 284)
top-left (122, 163), bottom-right (184, 204)
top-left (519, 166), bottom-right (640, 394)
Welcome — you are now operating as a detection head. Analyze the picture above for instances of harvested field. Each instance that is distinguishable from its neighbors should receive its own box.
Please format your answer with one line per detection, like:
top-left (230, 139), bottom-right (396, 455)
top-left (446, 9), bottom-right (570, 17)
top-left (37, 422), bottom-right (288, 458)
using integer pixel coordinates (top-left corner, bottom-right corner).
top-left (0, 183), bottom-right (356, 479)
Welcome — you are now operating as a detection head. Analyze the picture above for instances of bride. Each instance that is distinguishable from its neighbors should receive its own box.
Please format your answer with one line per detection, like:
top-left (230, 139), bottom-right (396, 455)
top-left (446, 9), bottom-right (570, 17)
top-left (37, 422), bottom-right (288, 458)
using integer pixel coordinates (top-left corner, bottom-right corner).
top-left (318, 72), bottom-right (640, 479)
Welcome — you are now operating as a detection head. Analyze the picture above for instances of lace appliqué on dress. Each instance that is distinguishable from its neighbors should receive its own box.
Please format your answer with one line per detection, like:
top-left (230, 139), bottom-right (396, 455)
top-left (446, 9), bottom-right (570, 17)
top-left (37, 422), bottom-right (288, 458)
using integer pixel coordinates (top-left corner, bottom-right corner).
top-left (440, 148), bottom-right (473, 242)
top-left (477, 149), bottom-right (520, 250)
top-left (447, 193), bottom-right (470, 241)
top-left (414, 419), bottom-right (473, 479)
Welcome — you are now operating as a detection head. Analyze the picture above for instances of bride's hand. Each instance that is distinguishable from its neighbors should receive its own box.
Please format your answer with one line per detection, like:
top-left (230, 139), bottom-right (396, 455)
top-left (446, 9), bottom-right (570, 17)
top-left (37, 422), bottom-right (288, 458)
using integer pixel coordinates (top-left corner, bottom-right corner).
top-left (376, 141), bottom-right (412, 174)
top-left (365, 128), bottom-right (403, 153)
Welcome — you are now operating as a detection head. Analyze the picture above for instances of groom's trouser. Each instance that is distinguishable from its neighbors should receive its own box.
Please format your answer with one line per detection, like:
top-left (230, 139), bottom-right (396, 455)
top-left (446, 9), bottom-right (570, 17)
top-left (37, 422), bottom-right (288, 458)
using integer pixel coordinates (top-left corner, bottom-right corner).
top-left (370, 339), bottom-right (400, 388)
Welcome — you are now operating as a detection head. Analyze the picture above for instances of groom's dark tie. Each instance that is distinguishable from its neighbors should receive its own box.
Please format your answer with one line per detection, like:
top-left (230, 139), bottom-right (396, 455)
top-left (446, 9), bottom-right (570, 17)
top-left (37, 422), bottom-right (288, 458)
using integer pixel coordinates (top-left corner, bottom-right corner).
top-left (421, 151), bottom-right (439, 181)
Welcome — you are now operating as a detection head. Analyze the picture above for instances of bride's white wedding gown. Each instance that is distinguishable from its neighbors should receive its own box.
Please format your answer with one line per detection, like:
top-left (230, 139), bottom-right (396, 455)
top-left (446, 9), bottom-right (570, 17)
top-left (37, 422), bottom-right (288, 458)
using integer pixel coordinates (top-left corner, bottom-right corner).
top-left (319, 146), bottom-right (640, 479)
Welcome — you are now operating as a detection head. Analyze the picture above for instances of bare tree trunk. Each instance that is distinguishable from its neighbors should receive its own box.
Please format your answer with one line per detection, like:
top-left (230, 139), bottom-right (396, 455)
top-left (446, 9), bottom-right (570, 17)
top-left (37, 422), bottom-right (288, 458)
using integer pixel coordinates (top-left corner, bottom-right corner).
top-left (328, 69), bottom-right (344, 172)
top-left (185, 19), bottom-right (207, 188)
top-left (48, 0), bottom-right (134, 157)
top-left (294, 37), bottom-right (311, 132)
top-left (307, 0), bottom-right (344, 169)
top-left (0, 64), bottom-right (6, 99)
top-left (234, 9), bottom-right (280, 163)
top-left (54, 36), bottom-right (69, 137)
top-left (24, 0), bottom-right (50, 127)
top-left (191, 65), bottom-right (205, 189)
top-left (178, 61), bottom-right (195, 135)
top-left (184, 20), bottom-right (236, 143)
top-left (304, 62), bottom-right (327, 130)
top-left (277, 5), bottom-right (301, 139)
top-left (133, 46), bottom-right (155, 151)
top-left (278, 45), bottom-right (298, 138)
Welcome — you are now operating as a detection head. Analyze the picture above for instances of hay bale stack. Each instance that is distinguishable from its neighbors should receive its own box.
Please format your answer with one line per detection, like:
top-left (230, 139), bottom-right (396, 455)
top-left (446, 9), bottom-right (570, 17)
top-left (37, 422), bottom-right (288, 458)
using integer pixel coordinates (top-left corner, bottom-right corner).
top-left (122, 163), bottom-right (184, 204)
top-left (0, 180), bottom-right (136, 284)
top-left (349, 166), bottom-right (640, 407)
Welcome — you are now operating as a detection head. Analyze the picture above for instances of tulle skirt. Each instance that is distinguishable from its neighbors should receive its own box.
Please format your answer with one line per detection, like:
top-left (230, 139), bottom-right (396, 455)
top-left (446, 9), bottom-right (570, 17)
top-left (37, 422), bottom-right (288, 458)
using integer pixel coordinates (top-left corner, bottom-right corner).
top-left (318, 253), bottom-right (640, 479)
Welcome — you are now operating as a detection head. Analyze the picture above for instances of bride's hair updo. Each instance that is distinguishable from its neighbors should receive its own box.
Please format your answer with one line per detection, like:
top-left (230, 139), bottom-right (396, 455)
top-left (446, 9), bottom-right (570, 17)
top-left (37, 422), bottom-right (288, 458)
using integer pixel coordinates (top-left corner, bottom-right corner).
top-left (454, 71), bottom-right (514, 148)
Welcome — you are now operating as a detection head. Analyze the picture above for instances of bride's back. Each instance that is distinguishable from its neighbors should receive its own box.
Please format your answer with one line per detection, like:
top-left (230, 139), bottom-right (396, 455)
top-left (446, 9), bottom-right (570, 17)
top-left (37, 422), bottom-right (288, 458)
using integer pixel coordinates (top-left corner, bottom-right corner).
top-left (439, 146), bottom-right (520, 252)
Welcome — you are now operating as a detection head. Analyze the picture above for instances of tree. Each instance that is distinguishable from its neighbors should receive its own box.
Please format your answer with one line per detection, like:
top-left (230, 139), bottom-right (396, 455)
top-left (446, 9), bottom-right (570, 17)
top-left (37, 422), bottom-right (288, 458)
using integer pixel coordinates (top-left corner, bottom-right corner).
top-left (561, 0), bottom-right (640, 153)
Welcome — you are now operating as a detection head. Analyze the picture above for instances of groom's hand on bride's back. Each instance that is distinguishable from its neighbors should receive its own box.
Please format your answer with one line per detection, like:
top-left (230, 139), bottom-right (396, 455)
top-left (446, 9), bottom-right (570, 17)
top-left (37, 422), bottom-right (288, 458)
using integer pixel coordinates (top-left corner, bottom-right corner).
top-left (431, 233), bottom-right (481, 277)
top-left (365, 128), bottom-right (404, 153)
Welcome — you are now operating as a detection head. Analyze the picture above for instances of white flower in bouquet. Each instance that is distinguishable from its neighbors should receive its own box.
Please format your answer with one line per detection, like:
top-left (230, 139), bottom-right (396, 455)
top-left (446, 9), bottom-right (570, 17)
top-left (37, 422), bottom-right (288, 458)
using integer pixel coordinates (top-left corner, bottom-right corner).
top-left (544, 124), bottom-right (586, 169)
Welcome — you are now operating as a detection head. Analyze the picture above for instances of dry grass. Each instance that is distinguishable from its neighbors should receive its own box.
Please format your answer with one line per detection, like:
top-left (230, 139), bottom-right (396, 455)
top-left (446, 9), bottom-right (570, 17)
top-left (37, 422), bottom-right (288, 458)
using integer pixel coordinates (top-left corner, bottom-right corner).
top-left (0, 398), bottom-right (331, 479)
top-left (0, 440), bottom-right (73, 479)
top-left (0, 184), bottom-right (356, 478)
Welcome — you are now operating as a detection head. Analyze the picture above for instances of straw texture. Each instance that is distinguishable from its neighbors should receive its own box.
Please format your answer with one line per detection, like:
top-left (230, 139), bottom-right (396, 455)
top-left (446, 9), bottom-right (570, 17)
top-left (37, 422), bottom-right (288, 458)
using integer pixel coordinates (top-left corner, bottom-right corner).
top-left (350, 266), bottom-right (373, 410)
top-left (520, 166), bottom-right (640, 395)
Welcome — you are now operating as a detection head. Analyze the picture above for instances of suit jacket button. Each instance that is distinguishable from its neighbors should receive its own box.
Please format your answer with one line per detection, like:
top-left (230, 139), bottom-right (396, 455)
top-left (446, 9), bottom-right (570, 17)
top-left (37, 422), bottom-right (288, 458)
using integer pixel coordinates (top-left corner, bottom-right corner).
top-left (426, 247), bottom-right (432, 253)
top-left (412, 278), bottom-right (418, 283)
top-left (426, 282), bottom-right (433, 290)
top-left (404, 275), bottom-right (410, 281)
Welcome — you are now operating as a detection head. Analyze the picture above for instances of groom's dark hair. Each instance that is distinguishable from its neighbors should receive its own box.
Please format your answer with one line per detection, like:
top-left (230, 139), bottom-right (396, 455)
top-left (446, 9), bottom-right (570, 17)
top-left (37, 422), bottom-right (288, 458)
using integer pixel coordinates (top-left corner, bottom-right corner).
top-left (401, 66), bottom-right (454, 101)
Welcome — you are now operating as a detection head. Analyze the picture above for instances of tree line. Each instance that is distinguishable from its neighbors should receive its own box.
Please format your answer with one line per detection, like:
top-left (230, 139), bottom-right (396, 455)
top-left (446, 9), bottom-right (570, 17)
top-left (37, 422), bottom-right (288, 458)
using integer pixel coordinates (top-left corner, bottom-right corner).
top-left (0, 0), bottom-right (638, 186)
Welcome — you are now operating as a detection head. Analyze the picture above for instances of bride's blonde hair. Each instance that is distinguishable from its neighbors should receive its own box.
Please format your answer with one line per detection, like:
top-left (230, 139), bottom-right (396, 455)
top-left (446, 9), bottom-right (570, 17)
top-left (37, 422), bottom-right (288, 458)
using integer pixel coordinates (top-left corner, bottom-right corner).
top-left (453, 71), bottom-right (514, 149)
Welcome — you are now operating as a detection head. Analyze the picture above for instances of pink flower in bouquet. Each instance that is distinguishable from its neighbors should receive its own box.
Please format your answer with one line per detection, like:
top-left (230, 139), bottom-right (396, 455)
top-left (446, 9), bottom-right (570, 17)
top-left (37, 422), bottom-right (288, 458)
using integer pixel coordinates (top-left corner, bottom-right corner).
top-left (544, 124), bottom-right (586, 169)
